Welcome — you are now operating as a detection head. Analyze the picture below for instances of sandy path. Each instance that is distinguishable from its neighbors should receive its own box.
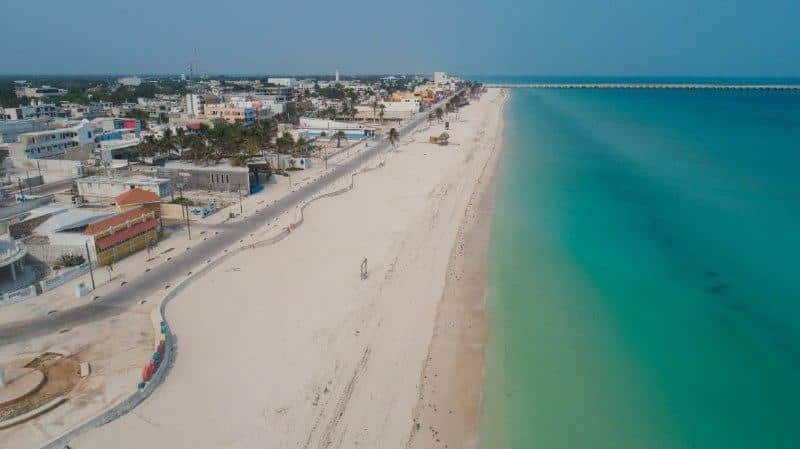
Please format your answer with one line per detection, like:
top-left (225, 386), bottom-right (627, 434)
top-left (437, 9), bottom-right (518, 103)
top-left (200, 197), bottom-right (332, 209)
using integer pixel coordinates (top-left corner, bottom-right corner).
top-left (72, 88), bottom-right (506, 449)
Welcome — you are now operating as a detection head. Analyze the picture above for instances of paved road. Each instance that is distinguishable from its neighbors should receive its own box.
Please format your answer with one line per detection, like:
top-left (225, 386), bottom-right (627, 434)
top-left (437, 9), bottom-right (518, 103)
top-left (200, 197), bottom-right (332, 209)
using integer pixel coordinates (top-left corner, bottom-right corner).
top-left (0, 94), bottom-right (456, 346)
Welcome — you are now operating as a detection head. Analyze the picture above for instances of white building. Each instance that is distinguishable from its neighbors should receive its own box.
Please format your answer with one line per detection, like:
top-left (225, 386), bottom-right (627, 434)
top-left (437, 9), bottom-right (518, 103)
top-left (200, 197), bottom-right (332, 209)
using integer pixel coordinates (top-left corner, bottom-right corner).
top-left (118, 76), bottom-right (142, 87)
top-left (354, 99), bottom-right (421, 121)
top-left (267, 77), bottom-right (298, 88)
top-left (62, 103), bottom-right (106, 120)
top-left (0, 119), bottom-right (47, 143)
top-left (8, 122), bottom-right (97, 160)
top-left (16, 85), bottom-right (67, 98)
top-left (76, 174), bottom-right (173, 202)
top-left (204, 103), bottom-right (256, 126)
top-left (185, 93), bottom-right (204, 117)
top-left (2, 103), bottom-right (59, 120)
top-left (299, 117), bottom-right (368, 131)
top-left (433, 72), bottom-right (448, 85)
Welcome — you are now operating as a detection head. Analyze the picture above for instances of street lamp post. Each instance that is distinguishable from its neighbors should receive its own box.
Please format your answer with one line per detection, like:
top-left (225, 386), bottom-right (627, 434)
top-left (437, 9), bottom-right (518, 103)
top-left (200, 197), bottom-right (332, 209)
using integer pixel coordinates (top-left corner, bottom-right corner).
top-left (85, 241), bottom-right (96, 290)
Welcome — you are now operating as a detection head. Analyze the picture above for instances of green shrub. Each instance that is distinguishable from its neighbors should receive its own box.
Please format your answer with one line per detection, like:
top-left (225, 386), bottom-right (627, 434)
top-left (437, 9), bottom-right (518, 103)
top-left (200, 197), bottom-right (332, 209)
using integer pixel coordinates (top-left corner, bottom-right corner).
top-left (57, 253), bottom-right (85, 267)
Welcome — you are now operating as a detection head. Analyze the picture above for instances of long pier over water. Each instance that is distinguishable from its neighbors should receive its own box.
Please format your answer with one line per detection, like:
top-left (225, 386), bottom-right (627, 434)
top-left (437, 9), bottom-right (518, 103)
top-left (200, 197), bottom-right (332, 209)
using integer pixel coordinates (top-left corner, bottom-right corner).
top-left (486, 83), bottom-right (800, 90)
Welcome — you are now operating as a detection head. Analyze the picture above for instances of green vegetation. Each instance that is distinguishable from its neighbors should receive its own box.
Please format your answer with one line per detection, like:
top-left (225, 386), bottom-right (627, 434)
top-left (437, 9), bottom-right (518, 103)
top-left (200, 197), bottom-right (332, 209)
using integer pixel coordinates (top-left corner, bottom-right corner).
top-left (55, 253), bottom-right (85, 268)
top-left (135, 116), bottom-right (310, 168)
top-left (0, 84), bottom-right (25, 108)
top-left (169, 197), bottom-right (194, 206)
top-left (273, 102), bottom-right (303, 124)
top-left (0, 76), bottom-right (186, 108)
top-left (333, 130), bottom-right (347, 147)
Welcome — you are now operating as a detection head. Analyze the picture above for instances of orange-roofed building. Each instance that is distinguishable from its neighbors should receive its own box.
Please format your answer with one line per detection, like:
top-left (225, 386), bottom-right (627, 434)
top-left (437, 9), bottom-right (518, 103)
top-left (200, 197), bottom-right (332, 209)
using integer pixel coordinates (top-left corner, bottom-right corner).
top-left (114, 187), bottom-right (162, 218)
top-left (85, 206), bottom-right (159, 265)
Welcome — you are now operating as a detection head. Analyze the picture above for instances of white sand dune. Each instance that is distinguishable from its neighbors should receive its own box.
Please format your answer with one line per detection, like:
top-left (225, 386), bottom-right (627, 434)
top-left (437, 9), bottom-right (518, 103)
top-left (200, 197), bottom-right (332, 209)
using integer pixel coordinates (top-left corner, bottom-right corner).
top-left (73, 88), bottom-right (507, 449)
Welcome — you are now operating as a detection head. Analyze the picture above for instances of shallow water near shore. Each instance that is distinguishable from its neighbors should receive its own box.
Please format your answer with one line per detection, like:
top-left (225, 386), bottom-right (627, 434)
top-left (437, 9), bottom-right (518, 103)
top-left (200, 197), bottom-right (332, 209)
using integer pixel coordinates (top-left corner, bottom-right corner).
top-left (479, 85), bottom-right (800, 448)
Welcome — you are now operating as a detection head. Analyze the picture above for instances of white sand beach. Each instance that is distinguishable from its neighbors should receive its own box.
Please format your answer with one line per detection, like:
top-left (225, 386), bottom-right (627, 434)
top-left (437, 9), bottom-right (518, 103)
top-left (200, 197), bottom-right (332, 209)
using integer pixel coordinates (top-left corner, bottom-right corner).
top-left (72, 88), bottom-right (508, 449)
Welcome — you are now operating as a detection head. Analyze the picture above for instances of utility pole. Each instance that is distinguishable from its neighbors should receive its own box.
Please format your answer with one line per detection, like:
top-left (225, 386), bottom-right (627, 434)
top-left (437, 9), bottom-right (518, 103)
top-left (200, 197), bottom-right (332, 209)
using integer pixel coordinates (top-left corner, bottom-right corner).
top-left (238, 185), bottom-right (243, 214)
top-left (184, 203), bottom-right (191, 240)
top-left (85, 241), bottom-right (96, 290)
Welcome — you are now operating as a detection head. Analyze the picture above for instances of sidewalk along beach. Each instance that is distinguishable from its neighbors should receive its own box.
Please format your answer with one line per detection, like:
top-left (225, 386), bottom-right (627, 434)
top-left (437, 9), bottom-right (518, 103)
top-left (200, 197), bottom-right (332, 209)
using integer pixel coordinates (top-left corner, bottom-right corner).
top-left (70, 88), bottom-right (508, 449)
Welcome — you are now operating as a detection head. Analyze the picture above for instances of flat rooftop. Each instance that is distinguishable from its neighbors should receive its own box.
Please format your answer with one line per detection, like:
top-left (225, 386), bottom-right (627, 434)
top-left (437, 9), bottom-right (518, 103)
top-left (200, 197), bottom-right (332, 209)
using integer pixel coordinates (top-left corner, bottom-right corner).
top-left (163, 160), bottom-right (249, 173)
top-left (77, 174), bottom-right (171, 185)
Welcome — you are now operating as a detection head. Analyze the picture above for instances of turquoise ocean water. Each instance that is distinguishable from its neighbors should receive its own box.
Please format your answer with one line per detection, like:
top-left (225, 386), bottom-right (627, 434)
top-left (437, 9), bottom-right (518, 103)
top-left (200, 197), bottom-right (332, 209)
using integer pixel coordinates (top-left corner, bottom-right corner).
top-left (476, 78), bottom-right (800, 449)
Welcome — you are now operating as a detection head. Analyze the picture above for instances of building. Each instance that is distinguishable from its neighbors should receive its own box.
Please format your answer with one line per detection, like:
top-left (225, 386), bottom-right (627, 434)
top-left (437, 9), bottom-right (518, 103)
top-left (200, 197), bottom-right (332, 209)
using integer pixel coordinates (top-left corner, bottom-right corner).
top-left (159, 160), bottom-right (254, 194)
top-left (298, 117), bottom-right (374, 139)
top-left (114, 187), bottom-right (161, 218)
top-left (92, 117), bottom-right (141, 133)
top-left (61, 103), bottom-right (106, 120)
top-left (354, 100), bottom-right (420, 121)
top-left (267, 77), bottom-right (298, 87)
top-left (0, 237), bottom-right (27, 284)
top-left (204, 103), bottom-right (256, 126)
top-left (264, 153), bottom-right (308, 170)
top-left (117, 76), bottom-right (142, 87)
top-left (7, 122), bottom-right (96, 160)
top-left (0, 119), bottom-right (47, 143)
top-left (98, 139), bottom-right (140, 162)
top-left (25, 208), bottom-right (114, 265)
top-left (185, 93), bottom-right (204, 117)
top-left (76, 175), bottom-right (172, 203)
top-left (84, 207), bottom-right (159, 266)
top-left (16, 85), bottom-right (67, 98)
top-left (258, 99), bottom-right (285, 115)
top-left (225, 97), bottom-right (276, 122)
top-left (433, 72), bottom-right (448, 85)
top-left (2, 103), bottom-right (59, 120)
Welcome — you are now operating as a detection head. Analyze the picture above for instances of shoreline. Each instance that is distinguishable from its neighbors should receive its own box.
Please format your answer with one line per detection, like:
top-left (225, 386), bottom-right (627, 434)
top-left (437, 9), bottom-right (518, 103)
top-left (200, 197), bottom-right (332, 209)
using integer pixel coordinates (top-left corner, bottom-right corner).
top-left (407, 89), bottom-right (509, 449)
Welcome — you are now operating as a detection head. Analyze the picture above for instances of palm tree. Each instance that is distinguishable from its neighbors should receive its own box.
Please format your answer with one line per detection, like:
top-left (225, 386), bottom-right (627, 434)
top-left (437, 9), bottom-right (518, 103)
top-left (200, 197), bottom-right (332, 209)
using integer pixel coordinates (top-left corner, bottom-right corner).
top-left (378, 104), bottom-right (386, 125)
top-left (244, 139), bottom-right (260, 159)
top-left (136, 135), bottom-right (158, 158)
top-left (176, 126), bottom-right (186, 143)
top-left (159, 129), bottom-right (176, 155)
top-left (322, 106), bottom-right (337, 120)
top-left (333, 130), bottom-right (347, 148)
top-left (435, 107), bottom-right (444, 121)
top-left (370, 99), bottom-right (380, 124)
top-left (388, 128), bottom-right (399, 148)
top-left (294, 137), bottom-right (309, 157)
top-left (276, 131), bottom-right (295, 154)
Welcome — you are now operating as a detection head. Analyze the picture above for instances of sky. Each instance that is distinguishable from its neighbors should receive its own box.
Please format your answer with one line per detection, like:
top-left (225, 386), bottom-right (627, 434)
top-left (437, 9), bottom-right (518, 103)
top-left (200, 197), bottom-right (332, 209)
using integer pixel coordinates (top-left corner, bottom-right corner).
top-left (1, 0), bottom-right (799, 77)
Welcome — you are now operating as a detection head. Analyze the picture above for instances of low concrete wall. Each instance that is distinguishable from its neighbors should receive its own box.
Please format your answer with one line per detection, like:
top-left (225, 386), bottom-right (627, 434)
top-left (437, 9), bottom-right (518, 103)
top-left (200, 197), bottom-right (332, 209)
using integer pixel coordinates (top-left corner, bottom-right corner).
top-left (0, 285), bottom-right (38, 307)
top-left (39, 262), bottom-right (90, 293)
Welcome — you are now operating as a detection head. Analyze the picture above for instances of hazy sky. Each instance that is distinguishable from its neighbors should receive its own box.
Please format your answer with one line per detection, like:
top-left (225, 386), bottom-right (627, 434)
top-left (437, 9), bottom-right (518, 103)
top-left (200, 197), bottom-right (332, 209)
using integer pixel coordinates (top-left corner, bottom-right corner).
top-left (2, 0), bottom-right (798, 76)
